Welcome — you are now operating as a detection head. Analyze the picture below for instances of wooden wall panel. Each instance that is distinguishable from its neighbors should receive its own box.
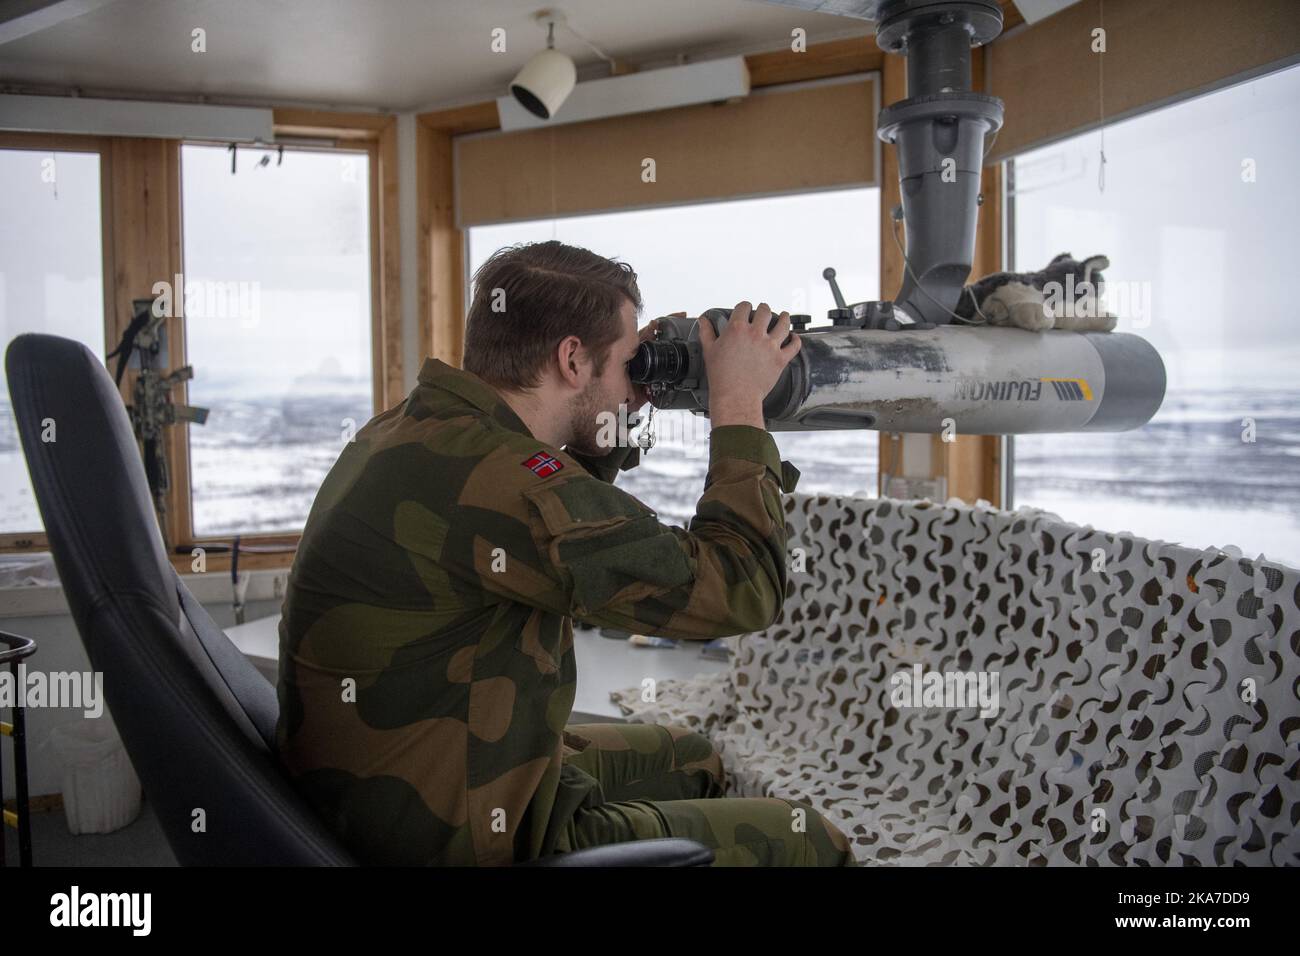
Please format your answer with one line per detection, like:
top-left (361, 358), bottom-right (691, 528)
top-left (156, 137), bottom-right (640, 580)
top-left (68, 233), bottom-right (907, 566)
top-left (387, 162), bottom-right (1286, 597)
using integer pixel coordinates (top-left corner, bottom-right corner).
top-left (377, 118), bottom-right (404, 410)
top-left (417, 121), bottom-right (464, 367)
top-left (987, 0), bottom-right (1300, 161)
top-left (456, 77), bottom-right (878, 227)
top-left (745, 35), bottom-right (881, 87)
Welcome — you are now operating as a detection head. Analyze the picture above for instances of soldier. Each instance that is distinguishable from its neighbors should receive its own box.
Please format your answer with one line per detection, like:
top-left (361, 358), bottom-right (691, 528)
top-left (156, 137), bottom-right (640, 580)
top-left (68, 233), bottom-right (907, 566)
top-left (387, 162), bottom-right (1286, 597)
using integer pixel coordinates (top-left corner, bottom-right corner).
top-left (276, 239), bottom-right (856, 867)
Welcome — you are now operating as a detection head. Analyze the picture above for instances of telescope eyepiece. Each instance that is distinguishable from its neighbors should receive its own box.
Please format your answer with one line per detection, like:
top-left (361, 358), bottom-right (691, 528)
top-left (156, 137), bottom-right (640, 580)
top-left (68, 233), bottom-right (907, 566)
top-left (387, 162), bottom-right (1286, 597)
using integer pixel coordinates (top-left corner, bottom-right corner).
top-left (628, 339), bottom-right (689, 385)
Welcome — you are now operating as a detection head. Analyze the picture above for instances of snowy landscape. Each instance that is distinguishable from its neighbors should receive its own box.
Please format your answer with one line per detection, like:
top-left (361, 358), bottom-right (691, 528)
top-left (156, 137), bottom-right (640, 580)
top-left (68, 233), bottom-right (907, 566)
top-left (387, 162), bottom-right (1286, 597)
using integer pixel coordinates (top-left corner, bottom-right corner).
top-left (3, 383), bottom-right (1296, 567)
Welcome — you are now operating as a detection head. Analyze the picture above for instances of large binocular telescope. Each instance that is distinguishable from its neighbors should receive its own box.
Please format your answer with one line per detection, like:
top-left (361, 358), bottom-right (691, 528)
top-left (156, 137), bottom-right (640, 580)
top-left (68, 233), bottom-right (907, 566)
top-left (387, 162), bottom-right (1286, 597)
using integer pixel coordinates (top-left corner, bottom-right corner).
top-left (628, 308), bottom-right (1166, 435)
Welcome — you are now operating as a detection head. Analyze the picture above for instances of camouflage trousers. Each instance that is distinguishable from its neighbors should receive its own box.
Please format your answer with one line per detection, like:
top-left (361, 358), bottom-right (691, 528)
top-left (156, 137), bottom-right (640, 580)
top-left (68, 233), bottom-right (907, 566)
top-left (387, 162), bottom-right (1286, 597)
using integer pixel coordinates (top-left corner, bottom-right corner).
top-left (550, 722), bottom-right (857, 866)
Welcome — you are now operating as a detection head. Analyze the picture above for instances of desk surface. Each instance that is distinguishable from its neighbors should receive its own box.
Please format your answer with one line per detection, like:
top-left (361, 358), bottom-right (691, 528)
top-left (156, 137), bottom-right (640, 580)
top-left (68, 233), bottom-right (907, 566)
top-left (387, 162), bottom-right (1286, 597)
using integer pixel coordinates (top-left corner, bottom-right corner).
top-left (225, 615), bottom-right (727, 718)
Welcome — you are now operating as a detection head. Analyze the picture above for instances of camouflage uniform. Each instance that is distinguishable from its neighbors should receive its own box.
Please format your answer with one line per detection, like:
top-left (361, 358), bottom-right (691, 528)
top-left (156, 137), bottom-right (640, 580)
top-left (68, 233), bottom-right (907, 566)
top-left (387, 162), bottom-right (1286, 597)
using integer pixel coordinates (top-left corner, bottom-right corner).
top-left (276, 357), bottom-right (856, 867)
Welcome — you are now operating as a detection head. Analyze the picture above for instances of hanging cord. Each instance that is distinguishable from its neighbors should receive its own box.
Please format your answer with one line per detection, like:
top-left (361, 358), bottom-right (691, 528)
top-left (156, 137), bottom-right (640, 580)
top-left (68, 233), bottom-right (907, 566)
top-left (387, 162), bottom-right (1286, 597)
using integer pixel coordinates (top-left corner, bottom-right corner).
top-left (559, 18), bottom-right (621, 73)
top-left (172, 541), bottom-right (296, 555)
top-left (636, 402), bottom-right (656, 453)
top-left (105, 307), bottom-right (152, 386)
top-left (883, 118), bottom-right (1002, 326)
top-left (890, 211), bottom-right (992, 326)
top-left (1097, 0), bottom-right (1107, 192)
top-left (546, 15), bottom-right (558, 239)
top-left (982, 127), bottom-right (1000, 164)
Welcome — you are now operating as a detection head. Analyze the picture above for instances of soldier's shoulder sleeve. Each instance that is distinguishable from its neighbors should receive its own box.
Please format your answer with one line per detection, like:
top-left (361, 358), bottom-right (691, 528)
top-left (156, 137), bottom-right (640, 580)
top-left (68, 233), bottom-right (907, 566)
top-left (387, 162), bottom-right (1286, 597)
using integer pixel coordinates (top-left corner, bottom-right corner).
top-left (509, 424), bottom-right (798, 639)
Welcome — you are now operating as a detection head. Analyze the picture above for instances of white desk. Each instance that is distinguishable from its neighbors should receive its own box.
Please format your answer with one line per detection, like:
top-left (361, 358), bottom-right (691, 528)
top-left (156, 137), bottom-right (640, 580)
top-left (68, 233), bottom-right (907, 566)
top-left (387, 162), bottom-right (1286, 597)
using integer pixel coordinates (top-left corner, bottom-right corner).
top-left (224, 615), bottom-right (727, 719)
top-left (566, 627), bottom-right (728, 718)
top-left (224, 613), bottom-right (281, 675)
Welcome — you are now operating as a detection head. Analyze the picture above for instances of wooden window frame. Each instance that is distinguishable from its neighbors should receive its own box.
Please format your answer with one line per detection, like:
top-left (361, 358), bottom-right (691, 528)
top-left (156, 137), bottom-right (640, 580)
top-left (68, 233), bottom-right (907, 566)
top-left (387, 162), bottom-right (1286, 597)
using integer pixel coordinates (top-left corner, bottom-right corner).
top-left (1, 110), bottom-right (402, 573)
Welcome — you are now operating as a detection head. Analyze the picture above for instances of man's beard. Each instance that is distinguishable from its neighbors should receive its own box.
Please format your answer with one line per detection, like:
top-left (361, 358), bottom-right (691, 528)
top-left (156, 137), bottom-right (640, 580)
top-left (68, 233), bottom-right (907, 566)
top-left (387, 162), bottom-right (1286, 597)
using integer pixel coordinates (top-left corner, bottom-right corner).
top-left (566, 377), bottom-right (609, 457)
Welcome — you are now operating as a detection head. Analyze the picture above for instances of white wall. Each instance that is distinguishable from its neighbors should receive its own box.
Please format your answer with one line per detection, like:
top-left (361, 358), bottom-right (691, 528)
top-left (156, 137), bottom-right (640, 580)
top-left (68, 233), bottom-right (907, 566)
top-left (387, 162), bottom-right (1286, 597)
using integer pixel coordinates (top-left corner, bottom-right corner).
top-left (1, 593), bottom-right (284, 802)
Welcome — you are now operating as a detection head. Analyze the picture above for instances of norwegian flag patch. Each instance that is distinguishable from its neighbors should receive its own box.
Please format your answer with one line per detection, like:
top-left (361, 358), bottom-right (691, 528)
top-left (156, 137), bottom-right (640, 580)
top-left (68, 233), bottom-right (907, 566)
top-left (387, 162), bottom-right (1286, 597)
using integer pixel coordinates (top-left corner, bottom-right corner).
top-left (522, 451), bottom-right (564, 477)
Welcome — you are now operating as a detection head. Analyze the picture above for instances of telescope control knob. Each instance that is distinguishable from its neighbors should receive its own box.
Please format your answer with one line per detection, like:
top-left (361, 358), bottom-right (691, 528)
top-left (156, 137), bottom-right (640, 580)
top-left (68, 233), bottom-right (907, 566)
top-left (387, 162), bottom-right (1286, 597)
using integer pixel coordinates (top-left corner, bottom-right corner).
top-left (790, 314), bottom-right (812, 331)
top-left (829, 309), bottom-right (855, 327)
top-left (822, 267), bottom-right (850, 311)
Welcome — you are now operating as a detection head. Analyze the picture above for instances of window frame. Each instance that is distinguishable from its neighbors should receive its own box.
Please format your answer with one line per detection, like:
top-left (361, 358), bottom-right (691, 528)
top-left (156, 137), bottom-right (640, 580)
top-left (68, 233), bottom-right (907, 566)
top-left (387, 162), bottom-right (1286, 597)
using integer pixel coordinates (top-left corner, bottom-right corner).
top-left (0, 111), bottom-right (402, 573)
top-left (176, 136), bottom-right (380, 551)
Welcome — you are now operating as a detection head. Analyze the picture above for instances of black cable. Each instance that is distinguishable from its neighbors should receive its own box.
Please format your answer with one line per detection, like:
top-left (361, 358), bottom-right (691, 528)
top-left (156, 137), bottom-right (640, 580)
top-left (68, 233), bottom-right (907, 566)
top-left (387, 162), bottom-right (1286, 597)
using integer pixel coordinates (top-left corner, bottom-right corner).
top-left (104, 307), bottom-right (152, 386)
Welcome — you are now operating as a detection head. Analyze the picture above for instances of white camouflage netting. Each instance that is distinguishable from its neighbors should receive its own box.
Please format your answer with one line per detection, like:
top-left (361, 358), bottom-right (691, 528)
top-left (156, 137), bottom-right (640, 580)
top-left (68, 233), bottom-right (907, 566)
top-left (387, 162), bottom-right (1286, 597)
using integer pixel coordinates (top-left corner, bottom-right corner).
top-left (611, 493), bottom-right (1300, 865)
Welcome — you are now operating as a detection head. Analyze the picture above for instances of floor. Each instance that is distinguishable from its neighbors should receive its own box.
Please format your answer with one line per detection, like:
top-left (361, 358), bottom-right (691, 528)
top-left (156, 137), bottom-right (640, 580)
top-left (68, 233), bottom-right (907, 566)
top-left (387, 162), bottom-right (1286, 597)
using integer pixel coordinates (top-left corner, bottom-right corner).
top-left (3, 709), bottom-right (625, 868)
top-left (6, 619), bottom-right (722, 867)
top-left (4, 795), bottom-right (176, 867)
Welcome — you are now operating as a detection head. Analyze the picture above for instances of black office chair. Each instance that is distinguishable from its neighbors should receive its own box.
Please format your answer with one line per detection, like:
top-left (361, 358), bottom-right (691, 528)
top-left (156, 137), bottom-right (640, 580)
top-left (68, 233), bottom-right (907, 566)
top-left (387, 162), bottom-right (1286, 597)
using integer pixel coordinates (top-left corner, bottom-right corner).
top-left (5, 333), bottom-right (712, 867)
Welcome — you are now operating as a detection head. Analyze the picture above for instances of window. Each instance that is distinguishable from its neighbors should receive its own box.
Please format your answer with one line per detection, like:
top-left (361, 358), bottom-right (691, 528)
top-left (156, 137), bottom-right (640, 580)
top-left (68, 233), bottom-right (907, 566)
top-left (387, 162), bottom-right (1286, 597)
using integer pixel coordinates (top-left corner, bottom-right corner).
top-left (466, 187), bottom-right (881, 528)
top-left (1007, 65), bottom-right (1300, 565)
top-left (179, 143), bottom-right (374, 537)
top-left (0, 146), bottom-right (105, 536)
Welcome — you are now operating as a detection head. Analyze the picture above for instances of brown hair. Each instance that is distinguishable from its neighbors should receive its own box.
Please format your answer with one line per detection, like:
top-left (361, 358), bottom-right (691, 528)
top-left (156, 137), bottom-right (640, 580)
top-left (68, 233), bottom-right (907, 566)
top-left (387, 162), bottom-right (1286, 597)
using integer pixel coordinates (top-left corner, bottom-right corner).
top-left (462, 240), bottom-right (642, 391)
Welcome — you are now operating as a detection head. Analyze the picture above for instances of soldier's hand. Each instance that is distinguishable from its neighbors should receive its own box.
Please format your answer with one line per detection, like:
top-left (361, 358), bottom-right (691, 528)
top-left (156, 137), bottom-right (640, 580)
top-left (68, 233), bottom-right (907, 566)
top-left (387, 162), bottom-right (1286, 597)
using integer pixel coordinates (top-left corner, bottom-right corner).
top-left (698, 301), bottom-right (801, 429)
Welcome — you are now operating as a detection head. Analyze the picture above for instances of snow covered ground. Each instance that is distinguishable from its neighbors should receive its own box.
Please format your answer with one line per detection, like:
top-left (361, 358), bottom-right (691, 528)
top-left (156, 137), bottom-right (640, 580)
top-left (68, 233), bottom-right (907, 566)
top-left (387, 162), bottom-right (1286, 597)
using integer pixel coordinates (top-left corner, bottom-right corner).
top-left (2, 386), bottom-right (1296, 569)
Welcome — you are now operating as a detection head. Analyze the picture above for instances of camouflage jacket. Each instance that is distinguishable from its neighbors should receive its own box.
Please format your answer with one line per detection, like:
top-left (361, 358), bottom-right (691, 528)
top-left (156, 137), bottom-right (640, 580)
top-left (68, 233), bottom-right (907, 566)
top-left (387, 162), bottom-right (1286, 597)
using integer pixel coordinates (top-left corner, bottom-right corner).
top-left (275, 357), bottom-right (800, 865)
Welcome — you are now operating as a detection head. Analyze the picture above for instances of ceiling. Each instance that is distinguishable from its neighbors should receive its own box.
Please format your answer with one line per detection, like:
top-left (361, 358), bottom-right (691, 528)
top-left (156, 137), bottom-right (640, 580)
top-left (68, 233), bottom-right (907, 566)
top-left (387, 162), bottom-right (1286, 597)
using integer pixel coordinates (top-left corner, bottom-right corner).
top-left (0, 0), bottom-right (893, 112)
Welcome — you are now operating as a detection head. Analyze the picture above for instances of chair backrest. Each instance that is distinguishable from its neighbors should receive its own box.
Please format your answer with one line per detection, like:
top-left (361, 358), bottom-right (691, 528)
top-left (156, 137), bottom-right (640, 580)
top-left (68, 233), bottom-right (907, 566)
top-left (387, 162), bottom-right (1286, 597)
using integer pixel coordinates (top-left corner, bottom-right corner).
top-left (5, 333), bottom-right (355, 865)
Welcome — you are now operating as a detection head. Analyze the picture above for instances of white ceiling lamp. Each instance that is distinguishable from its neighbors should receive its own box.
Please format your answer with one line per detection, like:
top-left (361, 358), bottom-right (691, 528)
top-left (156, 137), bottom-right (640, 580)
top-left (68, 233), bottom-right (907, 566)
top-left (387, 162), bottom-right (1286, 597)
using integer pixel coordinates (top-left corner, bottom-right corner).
top-left (508, 10), bottom-right (577, 121)
top-left (500, 9), bottom-right (750, 132)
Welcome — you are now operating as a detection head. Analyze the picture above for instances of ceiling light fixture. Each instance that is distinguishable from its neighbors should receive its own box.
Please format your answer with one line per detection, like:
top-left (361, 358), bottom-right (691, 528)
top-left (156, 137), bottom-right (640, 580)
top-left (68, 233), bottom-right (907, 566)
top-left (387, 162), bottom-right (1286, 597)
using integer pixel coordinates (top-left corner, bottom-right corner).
top-left (500, 9), bottom-right (749, 132)
top-left (508, 10), bottom-right (578, 121)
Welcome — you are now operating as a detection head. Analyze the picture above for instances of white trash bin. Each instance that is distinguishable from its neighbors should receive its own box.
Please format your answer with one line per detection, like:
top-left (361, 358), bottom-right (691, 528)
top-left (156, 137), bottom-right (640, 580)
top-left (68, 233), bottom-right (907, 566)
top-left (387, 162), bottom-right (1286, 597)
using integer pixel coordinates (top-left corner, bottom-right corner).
top-left (48, 716), bottom-right (143, 834)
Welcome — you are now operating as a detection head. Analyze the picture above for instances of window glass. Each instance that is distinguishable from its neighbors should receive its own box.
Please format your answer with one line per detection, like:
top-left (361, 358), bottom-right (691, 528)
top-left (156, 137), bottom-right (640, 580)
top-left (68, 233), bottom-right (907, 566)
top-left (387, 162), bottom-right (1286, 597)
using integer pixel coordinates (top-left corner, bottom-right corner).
top-left (1009, 65), bottom-right (1300, 565)
top-left (0, 148), bottom-right (104, 534)
top-left (467, 188), bottom-right (881, 527)
top-left (180, 144), bottom-right (373, 536)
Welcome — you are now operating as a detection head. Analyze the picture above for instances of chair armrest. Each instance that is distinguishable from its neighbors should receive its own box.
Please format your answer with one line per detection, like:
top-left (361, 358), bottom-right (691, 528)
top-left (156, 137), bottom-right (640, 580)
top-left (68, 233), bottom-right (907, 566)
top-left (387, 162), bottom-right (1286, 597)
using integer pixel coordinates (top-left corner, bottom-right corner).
top-left (516, 838), bottom-right (714, 867)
